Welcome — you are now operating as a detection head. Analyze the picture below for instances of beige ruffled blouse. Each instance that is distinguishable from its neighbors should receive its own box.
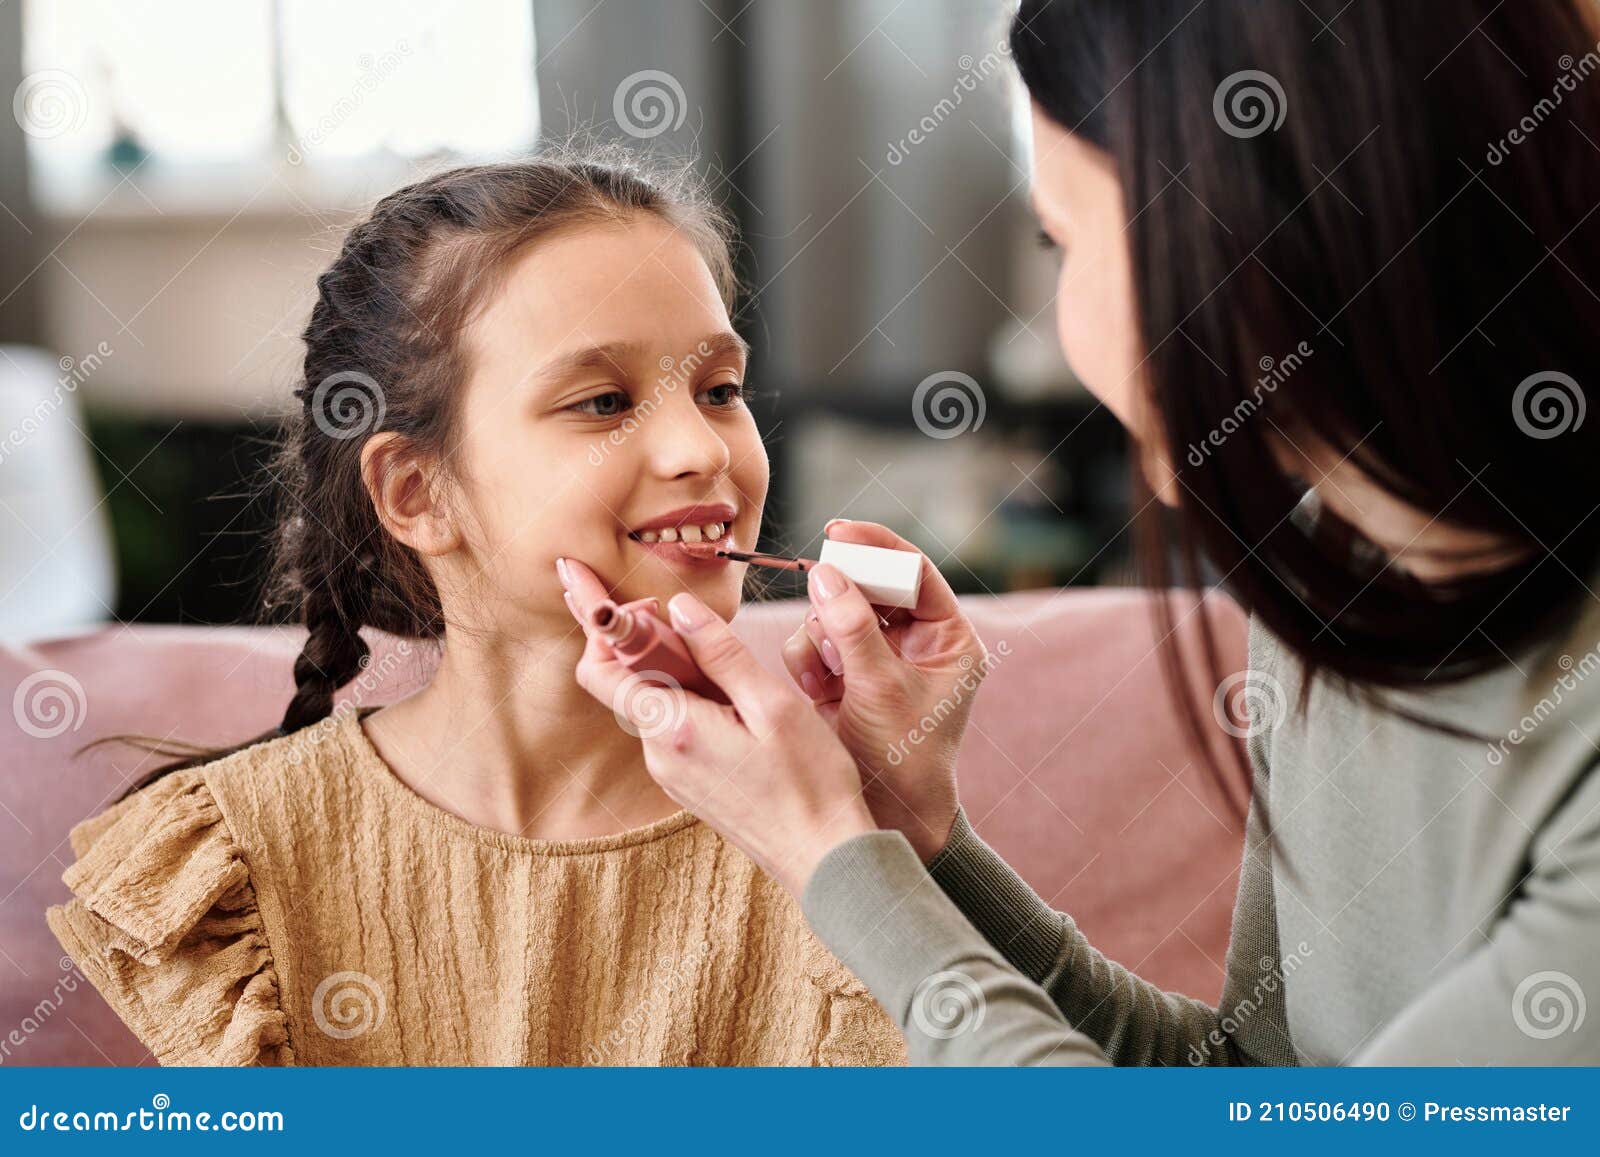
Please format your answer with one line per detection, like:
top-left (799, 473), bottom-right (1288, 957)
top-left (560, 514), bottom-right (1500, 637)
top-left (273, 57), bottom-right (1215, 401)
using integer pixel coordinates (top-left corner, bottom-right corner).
top-left (47, 708), bottom-right (907, 1067)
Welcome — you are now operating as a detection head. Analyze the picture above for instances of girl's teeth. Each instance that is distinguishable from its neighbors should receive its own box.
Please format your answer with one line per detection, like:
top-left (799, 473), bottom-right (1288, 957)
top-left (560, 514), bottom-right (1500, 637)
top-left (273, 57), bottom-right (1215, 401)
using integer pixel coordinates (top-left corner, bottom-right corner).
top-left (633, 521), bottom-right (730, 545)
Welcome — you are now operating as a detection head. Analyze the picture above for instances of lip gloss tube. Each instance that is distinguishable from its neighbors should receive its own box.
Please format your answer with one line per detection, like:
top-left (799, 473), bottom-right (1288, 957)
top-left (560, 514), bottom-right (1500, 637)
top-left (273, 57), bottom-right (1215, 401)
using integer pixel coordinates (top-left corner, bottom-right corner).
top-left (589, 600), bottom-right (730, 704)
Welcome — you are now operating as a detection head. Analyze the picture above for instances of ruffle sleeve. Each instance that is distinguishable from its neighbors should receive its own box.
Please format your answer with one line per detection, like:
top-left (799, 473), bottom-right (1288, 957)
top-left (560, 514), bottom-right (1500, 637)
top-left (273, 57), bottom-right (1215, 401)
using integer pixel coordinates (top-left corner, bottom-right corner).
top-left (45, 770), bottom-right (293, 1066)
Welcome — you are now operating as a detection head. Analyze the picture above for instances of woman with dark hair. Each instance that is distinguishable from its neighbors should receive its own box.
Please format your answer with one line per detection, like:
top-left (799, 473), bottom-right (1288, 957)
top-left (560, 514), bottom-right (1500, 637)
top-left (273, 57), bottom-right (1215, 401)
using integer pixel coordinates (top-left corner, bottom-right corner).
top-left (563, 0), bottom-right (1600, 1063)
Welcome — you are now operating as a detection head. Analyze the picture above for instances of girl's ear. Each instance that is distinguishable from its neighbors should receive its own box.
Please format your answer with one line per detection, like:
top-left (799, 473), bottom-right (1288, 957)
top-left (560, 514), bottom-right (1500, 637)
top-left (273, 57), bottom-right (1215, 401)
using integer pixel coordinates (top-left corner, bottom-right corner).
top-left (361, 432), bottom-right (460, 558)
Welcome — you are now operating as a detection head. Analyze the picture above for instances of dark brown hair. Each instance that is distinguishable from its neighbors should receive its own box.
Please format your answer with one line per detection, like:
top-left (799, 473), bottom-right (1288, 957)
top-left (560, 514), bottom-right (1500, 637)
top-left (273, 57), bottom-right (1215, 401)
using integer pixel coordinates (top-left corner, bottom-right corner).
top-left (1010, 0), bottom-right (1600, 807)
top-left (107, 149), bottom-right (737, 795)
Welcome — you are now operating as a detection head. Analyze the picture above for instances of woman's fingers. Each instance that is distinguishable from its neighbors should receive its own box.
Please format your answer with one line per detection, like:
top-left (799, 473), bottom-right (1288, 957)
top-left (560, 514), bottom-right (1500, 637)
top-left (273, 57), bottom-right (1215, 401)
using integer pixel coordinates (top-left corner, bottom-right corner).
top-left (783, 617), bottom-right (841, 703)
top-left (822, 520), bottom-right (961, 622)
top-left (666, 592), bottom-right (795, 733)
top-left (555, 555), bottom-right (616, 622)
top-left (805, 563), bottom-right (901, 684)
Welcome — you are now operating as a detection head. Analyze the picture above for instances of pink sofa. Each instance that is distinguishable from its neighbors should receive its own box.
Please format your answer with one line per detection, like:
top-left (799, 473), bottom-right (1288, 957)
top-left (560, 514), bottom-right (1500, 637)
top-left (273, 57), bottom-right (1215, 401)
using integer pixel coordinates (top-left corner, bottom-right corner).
top-left (0, 589), bottom-right (1249, 1066)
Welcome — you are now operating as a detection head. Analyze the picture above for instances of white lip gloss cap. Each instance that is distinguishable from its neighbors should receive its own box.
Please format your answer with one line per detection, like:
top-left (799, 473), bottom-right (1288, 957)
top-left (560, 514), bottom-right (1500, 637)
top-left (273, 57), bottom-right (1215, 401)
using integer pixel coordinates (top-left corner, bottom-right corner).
top-left (817, 539), bottom-right (924, 609)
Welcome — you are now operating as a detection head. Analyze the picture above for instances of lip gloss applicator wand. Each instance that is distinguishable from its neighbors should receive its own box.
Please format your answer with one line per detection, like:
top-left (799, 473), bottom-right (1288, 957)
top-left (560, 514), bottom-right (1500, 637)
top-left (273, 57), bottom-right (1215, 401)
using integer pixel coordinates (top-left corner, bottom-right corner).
top-left (717, 539), bottom-right (923, 609)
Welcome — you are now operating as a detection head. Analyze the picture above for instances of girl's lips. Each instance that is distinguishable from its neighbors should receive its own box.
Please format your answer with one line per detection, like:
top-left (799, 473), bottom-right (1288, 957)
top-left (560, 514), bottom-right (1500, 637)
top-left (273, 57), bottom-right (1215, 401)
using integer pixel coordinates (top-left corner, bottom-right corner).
top-left (630, 536), bottom-right (732, 568)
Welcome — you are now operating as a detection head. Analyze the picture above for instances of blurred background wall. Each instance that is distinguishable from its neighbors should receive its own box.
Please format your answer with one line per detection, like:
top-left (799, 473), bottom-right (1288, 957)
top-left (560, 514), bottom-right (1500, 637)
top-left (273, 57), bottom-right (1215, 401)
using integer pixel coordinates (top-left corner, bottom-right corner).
top-left (0, 0), bottom-right (1132, 637)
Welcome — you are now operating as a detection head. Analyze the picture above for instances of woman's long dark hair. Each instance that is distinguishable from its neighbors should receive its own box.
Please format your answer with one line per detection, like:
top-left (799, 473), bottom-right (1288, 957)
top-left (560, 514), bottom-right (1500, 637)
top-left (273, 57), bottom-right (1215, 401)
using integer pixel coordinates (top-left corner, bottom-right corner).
top-left (1011, 0), bottom-right (1600, 768)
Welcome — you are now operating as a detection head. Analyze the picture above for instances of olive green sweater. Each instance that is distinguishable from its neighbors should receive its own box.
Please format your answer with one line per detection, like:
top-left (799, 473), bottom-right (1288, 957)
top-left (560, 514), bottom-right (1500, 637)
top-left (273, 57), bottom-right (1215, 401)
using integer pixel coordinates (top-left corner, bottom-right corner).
top-left (802, 611), bottom-right (1600, 1065)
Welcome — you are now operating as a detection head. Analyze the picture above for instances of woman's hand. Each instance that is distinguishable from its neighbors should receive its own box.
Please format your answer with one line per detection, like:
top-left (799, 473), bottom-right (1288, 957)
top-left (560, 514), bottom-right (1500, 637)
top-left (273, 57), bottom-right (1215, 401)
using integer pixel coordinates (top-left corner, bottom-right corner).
top-left (784, 520), bottom-right (990, 862)
top-left (558, 557), bottom-right (878, 898)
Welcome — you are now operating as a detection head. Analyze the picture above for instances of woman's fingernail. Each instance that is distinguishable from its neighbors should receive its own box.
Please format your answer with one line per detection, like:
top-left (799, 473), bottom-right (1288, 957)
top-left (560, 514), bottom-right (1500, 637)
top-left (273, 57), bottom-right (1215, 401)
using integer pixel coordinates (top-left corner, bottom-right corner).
top-left (562, 590), bottom-right (581, 621)
top-left (809, 563), bottom-right (843, 602)
top-left (824, 518), bottom-right (850, 536)
top-left (669, 593), bottom-right (714, 634)
top-left (555, 557), bottom-right (573, 589)
top-left (800, 671), bottom-right (821, 700)
top-left (820, 637), bottom-right (843, 676)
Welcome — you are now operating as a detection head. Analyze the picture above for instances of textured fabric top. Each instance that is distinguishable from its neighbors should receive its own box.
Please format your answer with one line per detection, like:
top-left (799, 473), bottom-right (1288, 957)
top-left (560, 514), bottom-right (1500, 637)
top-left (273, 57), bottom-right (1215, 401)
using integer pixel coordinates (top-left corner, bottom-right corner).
top-left (48, 708), bottom-right (905, 1067)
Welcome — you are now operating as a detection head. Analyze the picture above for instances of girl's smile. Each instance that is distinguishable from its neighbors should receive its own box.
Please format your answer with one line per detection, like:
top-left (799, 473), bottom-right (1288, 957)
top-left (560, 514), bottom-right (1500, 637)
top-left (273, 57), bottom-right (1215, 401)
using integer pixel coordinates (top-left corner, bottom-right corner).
top-left (627, 502), bottom-right (739, 569)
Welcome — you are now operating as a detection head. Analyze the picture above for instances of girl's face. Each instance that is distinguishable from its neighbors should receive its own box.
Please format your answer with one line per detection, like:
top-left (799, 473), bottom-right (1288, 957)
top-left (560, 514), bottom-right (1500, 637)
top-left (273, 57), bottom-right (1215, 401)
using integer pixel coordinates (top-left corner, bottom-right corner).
top-left (1029, 103), bottom-right (1176, 497)
top-left (445, 216), bottom-right (767, 629)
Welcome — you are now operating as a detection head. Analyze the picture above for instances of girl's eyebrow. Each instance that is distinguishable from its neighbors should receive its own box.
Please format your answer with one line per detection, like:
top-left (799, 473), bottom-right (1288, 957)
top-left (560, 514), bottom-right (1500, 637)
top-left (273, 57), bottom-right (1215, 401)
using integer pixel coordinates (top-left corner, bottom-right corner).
top-left (534, 340), bottom-right (642, 385)
top-left (534, 332), bottom-right (750, 386)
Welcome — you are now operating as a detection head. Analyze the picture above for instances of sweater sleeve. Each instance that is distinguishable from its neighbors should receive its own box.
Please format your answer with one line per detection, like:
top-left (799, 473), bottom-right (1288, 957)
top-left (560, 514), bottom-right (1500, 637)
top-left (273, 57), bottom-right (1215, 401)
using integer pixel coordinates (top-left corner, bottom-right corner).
top-left (45, 771), bottom-right (294, 1066)
top-left (802, 618), bottom-right (1301, 1067)
top-left (923, 806), bottom-right (1292, 1065)
top-left (800, 828), bottom-right (1109, 1065)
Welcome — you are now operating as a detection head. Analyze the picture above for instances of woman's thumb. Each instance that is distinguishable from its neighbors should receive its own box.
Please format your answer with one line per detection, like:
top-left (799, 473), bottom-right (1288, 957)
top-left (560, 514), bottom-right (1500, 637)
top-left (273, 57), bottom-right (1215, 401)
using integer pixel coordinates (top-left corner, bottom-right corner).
top-left (806, 563), bottom-right (896, 679)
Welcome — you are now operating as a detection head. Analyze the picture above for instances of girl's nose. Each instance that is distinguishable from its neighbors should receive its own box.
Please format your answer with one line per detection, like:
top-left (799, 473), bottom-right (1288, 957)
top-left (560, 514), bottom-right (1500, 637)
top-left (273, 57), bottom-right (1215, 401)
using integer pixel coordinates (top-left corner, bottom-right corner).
top-left (643, 396), bottom-right (732, 480)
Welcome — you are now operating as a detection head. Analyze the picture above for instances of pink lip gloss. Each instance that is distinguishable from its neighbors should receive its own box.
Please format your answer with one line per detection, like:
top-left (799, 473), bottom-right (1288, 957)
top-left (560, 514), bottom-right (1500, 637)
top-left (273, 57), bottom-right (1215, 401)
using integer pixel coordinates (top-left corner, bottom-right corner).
top-left (589, 600), bottom-right (730, 704)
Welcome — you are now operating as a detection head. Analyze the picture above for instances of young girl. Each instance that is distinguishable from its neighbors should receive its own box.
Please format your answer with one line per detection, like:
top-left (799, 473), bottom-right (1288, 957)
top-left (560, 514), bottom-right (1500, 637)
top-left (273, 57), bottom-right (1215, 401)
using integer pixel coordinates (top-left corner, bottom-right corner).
top-left (47, 154), bottom-right (906, 1067)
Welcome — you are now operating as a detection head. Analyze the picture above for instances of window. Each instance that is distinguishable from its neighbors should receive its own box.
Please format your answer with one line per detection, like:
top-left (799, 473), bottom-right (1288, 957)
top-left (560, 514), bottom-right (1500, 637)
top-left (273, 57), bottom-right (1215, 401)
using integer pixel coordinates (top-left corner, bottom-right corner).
top-left (19, 0), bottom-right (539, 167)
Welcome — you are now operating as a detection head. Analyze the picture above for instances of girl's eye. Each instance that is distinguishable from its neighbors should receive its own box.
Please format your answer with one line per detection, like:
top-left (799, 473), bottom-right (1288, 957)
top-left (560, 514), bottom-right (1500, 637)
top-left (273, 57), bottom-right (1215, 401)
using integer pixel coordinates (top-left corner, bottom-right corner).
top-left (697, 381), bottom-right (749, 408)
top-left (1036, 227), bottom-right (1063, 254)
top-left (571, 390), bottom-right (633, 418)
